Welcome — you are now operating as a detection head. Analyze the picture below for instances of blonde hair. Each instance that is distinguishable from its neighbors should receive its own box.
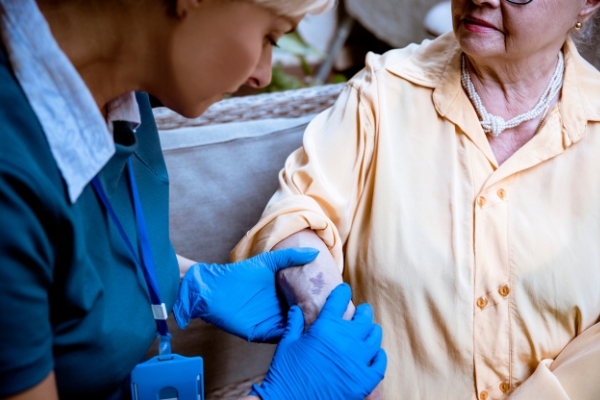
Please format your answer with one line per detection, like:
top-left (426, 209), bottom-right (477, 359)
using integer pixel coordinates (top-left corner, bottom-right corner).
top-left (164, 0), bottom-right (336, 19)
top-left (248, 0), bottom-right (336, 17)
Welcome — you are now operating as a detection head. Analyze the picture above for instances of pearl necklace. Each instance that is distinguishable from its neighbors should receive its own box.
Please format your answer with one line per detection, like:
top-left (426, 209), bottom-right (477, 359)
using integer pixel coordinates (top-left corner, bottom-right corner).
top-left (461, 52), bottom-right (564, 137)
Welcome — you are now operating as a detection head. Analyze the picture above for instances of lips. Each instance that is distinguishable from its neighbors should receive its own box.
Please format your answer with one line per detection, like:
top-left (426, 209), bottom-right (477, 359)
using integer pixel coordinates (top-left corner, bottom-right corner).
top-left (463, 16), bottom-right (498, 33)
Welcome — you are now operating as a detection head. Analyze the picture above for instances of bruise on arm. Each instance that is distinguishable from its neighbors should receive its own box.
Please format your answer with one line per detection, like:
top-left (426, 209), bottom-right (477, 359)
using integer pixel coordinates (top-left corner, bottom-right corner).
top-left (310, 272), bottom-right (326, 295)
top-left (273, 229), bottom-right (355, 328)
top-left (273, 230), bottom-right (384, 399)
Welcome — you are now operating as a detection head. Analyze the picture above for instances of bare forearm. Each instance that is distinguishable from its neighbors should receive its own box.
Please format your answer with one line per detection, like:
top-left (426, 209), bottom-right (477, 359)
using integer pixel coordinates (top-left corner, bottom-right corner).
top-left (273, 231), bottom-right (383, 399)
top-left (273, 229), bottom-right (355, 327)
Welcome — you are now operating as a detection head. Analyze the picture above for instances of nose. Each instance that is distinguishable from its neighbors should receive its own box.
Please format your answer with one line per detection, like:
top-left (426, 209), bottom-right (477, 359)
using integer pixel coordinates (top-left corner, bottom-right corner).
top-left (246, 48), bottom-right (272, 89)
top-left (470, 0), bottom-right (501, 7)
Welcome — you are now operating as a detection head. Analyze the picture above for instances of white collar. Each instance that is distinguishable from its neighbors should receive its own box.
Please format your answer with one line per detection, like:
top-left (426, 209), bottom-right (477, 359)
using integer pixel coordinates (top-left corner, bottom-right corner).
top-left (107, 92), bottom-right (142, 137)
top-left (0, 0), bottom-right (140, 203)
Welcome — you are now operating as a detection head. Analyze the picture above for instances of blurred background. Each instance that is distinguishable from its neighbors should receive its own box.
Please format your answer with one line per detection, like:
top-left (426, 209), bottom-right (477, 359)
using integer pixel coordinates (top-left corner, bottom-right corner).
top-left (236, 0), bottom-right (600, 96)
top-left (234, 0), bottom-right (444, 95)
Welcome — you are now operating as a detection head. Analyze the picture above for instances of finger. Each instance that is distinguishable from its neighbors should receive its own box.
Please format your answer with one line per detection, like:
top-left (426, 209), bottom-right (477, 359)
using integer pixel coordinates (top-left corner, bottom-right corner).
top-left (265, 328), bottom-right (285, 343)
top-left (280, 306), bottom-right (304, 345)
top-left (361, 325), bottom-right (384, 366)
top-left (369, 348), bottom-right (388, 379)
top-left (266, 248), bottom-right (320, 273)
top-left (248, 314), bottom-right (285, 344)
top-left (318, 283), bottom-right (352, 320)
top-left (365, 324), bottom-right (383, 349)
top-left (345, 304), bottom-right (377, 341)
top-left (352, 303), bottom-right (374, 325)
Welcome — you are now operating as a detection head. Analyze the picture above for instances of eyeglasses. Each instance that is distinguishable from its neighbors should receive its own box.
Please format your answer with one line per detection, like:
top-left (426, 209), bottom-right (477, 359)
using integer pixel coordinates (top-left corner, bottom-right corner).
top-left (504, 0), bottom-right (534, 4)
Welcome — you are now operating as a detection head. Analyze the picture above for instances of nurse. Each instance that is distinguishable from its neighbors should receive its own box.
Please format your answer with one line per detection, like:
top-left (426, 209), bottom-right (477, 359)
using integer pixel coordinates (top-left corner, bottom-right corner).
top-left (0, 0), bottom-right (386, 399)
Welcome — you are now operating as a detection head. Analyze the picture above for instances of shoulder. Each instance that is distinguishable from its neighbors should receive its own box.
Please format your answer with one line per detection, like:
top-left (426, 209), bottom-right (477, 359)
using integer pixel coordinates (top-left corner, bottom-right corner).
top-left (348, 32), bottom-right (460, 94)
top-left (0, 55), bottom-right (60, 393)
top-left (0, 46), bottom-right (67, 245)
top-left (0, 47), bottom-right (63, 190)
top-left (335, 33), bottom-right (458, 128)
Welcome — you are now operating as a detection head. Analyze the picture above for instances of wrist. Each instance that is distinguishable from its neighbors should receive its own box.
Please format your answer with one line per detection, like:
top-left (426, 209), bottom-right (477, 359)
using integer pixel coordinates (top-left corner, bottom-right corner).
top-left (173, 263), bottom-right (205, 330)
top-left (177, 254), bottom-right (198, 280)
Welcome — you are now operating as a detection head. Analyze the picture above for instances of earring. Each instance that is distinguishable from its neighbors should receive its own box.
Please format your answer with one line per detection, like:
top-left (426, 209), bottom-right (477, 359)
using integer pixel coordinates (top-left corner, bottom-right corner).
top-left (575, 22), bottom-right (583, 30)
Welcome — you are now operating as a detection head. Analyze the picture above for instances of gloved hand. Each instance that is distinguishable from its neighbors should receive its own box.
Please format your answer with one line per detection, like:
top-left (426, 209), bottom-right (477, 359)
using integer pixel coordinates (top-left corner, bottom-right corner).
top-left (250, 283), bottom-right (387, 400)
top-left (173, 248), bottom-right (319, 343)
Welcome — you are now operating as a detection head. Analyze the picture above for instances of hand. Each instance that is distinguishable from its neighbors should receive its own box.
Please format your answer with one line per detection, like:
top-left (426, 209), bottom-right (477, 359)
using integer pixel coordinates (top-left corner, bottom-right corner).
top-left (251, 284), bottom-right (387, 400)
top-left (172, 248), bottom-right (319, 343)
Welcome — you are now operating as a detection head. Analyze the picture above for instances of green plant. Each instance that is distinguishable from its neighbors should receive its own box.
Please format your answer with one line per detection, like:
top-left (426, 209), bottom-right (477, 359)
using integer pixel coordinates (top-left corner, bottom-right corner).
top-left (261, 32), bottom-right (347, 93)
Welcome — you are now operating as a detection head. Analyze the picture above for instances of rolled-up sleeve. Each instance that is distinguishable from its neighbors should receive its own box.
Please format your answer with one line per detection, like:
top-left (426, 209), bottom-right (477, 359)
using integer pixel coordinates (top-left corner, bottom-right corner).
top-left (509, 322), bottom-right (600, 399)
top-left (231, 57), bottom-right (380, 271)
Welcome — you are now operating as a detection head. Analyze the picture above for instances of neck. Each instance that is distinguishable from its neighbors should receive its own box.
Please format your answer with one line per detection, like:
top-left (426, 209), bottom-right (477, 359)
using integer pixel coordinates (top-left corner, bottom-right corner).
top-left (36, 0), bottom-right (170, 114)
top-left (465, 44), bottom-right (565, 120)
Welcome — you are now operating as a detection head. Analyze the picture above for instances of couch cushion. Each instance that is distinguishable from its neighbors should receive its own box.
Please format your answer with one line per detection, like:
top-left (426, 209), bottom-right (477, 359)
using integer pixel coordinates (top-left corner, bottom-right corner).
top-left (150, 116), bottom-right (313, 394)
top-left (160, 115), bottom-right (313, 264)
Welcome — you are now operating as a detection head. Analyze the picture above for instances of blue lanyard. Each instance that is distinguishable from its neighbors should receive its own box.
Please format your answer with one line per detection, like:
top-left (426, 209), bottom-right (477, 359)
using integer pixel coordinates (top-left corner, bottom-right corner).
top-left (91, 157), bottom-right (169, 338)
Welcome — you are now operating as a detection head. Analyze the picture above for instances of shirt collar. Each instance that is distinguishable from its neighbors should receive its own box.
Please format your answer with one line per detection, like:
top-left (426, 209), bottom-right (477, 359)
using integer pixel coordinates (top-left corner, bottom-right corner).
top-left (385, 32), bottom-right (600, 149)
top-left (107, 92), bottom-right (142, 137)
top-left (0, 0), bottom-right (140, 203)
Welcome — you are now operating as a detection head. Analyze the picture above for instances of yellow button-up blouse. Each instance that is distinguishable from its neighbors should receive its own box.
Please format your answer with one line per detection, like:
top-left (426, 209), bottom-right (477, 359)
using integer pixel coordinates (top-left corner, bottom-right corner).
top-left (232, 33), bottom-right (600, 399)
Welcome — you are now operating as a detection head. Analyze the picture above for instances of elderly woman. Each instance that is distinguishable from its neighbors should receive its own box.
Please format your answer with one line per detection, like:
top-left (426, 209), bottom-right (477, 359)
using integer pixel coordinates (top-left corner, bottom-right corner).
top-left (233, 0), bottom-right (600, 398)
top-left (0, 0), bottom-right (388, 399)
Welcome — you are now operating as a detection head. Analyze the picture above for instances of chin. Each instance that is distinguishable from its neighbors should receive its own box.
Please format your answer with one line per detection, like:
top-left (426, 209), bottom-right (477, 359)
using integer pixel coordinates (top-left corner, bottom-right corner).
top-left (160, 94), bottom-right (223, 119)
top-left (457, 32), bottom-right (505, 59)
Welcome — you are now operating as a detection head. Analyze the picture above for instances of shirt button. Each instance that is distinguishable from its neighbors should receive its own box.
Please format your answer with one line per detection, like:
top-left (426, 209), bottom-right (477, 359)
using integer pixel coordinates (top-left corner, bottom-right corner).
top-left (499, 285), bottom-right (511, 297)
top-left (477, 296), bottom-right (488, 309)
top-left (480, 391), bottom-right (489, 400)
top-left (497, 188), bottom-right (507, 199)
top-left (477, 196), bottom-right (487, 207)
top-left (500, 382), bottom-right (511, 392)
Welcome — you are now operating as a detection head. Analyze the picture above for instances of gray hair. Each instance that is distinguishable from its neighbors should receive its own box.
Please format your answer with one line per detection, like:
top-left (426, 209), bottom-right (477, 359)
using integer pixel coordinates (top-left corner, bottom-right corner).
top-left (573, 11), bottom-right (600, 68)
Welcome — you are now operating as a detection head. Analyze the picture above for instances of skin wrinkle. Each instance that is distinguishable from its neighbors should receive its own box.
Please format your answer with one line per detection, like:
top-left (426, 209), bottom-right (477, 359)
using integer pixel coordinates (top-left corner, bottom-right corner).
top-left (451, 0), bottom-right (599, 165)
top-left (456, 2), bottom-right (567, 114)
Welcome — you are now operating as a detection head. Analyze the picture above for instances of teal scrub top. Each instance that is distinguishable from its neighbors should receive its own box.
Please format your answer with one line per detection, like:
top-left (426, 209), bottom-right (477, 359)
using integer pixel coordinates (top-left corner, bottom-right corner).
top-left (0, 46), bottom-right (180, 398)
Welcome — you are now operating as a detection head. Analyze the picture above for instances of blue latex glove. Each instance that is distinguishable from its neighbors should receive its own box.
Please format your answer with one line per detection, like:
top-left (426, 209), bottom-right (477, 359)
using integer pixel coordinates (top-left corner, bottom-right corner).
top-left (251, 283), bottom-right (387, 400)
top-left (173, 247), bottom-right (319, 343)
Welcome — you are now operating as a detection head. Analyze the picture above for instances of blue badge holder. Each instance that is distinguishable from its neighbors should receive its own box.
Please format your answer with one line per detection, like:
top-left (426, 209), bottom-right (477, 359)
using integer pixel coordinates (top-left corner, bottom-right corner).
top-left (91, 164), bottom-right (205, 400)
top-left (131, 350), bottom-right (204, 400)
top-left (92, 165), bottom-right (204, 400)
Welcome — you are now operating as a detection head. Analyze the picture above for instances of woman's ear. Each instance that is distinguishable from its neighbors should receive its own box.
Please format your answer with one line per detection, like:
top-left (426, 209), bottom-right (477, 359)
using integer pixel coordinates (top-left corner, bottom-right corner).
top-left (174, 0), bottom-right (206, 19)
top-left (580, 0), bottom-right (600, 24)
